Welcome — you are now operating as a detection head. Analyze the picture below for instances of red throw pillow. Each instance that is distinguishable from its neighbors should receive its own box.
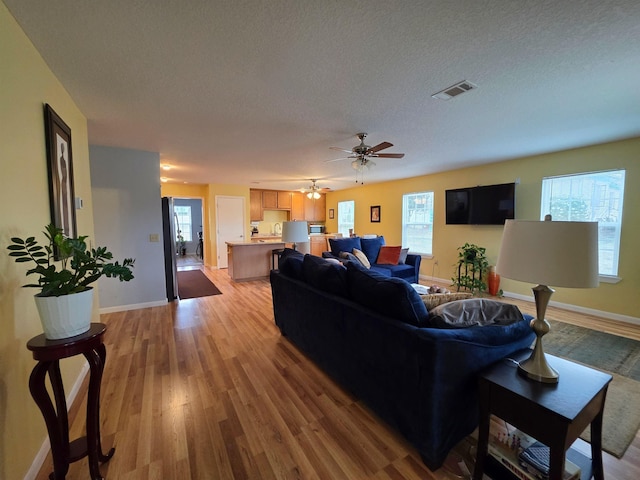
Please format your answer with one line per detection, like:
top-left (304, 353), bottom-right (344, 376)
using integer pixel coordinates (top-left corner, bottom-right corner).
top-left (376, 245), bottom-right (402, 265)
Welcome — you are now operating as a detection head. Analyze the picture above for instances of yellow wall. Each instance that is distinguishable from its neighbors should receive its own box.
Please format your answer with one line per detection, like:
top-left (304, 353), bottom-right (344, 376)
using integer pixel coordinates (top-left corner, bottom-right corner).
top-left (327, 137), bottom-right (640, 319)
top-left (0, 4), bottom-right (97, 477)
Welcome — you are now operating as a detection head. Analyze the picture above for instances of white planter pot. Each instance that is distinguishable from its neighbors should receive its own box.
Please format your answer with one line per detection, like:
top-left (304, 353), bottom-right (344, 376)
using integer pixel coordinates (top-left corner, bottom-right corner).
top-left (34, 288), bottom-right (94, 340)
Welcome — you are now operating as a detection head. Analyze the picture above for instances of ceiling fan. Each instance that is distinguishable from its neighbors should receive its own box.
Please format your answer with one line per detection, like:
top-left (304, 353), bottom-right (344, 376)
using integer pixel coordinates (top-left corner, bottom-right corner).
top-left (301, 179), bottom-right (331, 199)
top-left (328, 133), bottom-right (405, 183)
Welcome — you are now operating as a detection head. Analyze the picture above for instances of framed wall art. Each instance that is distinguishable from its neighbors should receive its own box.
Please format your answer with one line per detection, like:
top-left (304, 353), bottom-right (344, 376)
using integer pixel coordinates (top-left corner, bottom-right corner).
top-left (370, 205), bottom-right (380, 223)
top-left (44, 104), bottom-right (77, 239)
top-left (329, 208), bottom-right (334, 219)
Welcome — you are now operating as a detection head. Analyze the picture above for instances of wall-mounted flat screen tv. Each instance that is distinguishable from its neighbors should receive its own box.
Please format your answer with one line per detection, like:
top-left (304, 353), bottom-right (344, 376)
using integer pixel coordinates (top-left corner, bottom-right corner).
top-left (445, 182), bottom-right (515, 225)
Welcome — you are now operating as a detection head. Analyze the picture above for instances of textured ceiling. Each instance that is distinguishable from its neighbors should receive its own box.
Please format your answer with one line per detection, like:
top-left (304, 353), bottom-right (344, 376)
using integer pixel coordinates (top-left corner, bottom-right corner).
top-left (5, 0), bottom-right (640, 191)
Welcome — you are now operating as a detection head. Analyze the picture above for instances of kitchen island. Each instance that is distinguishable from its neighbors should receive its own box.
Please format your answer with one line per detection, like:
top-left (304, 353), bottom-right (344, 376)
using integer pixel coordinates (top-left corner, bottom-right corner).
top-left (226, 241), bottom-right (286, 282)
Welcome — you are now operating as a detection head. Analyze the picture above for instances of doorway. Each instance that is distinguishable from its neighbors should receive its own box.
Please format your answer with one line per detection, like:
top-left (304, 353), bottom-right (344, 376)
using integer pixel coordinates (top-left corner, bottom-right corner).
top-left (174, 197), bottom-right (204, 269)
top-left (216, 195), bottom-right (246, 268)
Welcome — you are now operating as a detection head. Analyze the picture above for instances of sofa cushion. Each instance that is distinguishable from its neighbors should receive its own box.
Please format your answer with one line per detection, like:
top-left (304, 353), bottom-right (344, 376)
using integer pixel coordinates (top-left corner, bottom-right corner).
top-left (352, 248), bottom-right (371, 268)
top-left (278, 248), bottom-right (305, 280)
top-left (302, 254), bottom-right (348, 297)
top-left (360, 236), bottom-right (385, 263)
top-left (346, 261), bottom-right (428, 326)
top-left (428, 298), bottom-right (525, 328)
top-left (398, 247), bottom-right (410, 264)
top-left (370, 263), bottom-right (416, 280)
top-left (328, 237), bottom-right (362, 257)
top-left (377, 245), bottom-right (402, 265)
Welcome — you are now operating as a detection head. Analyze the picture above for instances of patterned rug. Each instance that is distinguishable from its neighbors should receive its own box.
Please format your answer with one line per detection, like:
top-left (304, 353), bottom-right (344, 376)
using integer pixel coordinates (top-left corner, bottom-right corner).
top-left (543, 320), bottom-right (640, 458)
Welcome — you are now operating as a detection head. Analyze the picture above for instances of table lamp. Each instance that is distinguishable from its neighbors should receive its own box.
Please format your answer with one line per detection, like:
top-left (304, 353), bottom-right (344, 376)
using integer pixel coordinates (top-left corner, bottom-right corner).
top-left (496, 218), bottom-right (599, 383)
top-left (282, 221), bottom-right (309, 251)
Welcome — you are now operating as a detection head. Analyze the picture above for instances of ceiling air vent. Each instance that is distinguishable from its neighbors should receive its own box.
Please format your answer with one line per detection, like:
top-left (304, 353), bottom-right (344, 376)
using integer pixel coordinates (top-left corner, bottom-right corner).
top-left (432, 80), bottom-right (477, 101)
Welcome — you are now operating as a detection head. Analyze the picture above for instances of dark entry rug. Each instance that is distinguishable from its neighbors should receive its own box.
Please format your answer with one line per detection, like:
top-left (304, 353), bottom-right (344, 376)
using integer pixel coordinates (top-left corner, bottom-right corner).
top-left (543, 320), bottom-right (640, 458)
top-left (177, 270), bottom-right (222, 299)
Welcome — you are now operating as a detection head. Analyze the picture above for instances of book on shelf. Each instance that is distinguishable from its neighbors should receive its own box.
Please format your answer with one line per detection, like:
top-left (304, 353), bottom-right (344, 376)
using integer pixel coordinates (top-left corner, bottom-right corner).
top-left (488, 425), bottom-right (580, 480)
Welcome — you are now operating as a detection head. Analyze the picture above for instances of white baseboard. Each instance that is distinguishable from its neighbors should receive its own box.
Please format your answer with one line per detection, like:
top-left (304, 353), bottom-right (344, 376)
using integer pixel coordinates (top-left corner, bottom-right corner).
top-left (24, 363), bottom-right (90, 480)
top-left (99, 299), bottom-right (167, 314)
top-left (419, 274), bottom-right (640, 326)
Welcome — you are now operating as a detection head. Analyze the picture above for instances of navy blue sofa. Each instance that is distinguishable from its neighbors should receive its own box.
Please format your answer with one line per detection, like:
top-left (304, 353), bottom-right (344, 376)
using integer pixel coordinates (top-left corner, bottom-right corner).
top-left (270, 250), bottom-right (535, 470)
top-left (322, 235), bottom-right (421, 284)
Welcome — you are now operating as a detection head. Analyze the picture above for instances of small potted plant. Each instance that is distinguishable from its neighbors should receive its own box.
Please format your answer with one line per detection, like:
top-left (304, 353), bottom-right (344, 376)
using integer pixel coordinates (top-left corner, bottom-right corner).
top-left (451, 242), bottom-right (489, 294)
top-left (7, 224), bottom-right (135, 339)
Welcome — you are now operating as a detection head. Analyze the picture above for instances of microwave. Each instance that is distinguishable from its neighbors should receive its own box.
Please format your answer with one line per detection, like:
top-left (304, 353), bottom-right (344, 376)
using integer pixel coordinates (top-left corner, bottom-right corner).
top-left (309, 224), bottom-right (325, 234)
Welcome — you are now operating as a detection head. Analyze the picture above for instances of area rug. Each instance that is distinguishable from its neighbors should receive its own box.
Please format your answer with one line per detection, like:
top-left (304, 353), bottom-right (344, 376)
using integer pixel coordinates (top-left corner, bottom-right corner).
top-left (543, 320), bottom-right (640, 458)
top-left (177, 270), bottom-right (222, 299)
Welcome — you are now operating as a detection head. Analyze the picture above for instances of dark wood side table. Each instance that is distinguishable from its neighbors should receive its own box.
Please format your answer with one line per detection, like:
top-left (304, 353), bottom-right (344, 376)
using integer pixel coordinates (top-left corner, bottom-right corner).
top-left (27, 323), bottom-right (114, 480)
top-left (473, 350), bottom-right (612, 480)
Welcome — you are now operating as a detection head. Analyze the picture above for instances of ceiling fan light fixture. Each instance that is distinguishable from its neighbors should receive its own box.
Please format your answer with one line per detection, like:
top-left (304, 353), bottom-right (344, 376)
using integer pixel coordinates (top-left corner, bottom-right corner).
top-left (307, 191), bottom-right (321, 199)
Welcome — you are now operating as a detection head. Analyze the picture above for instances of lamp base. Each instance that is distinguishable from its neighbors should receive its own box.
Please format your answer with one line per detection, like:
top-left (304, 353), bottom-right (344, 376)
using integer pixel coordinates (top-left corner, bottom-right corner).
top-left (518, 348), bottom-right (559, 384)
top-left (518, 284), bottom-right (559, 384)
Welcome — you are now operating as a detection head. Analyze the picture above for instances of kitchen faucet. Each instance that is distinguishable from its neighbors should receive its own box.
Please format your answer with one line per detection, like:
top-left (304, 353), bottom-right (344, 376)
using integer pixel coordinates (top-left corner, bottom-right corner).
top-left (273, 223), bottom-right (281, 236)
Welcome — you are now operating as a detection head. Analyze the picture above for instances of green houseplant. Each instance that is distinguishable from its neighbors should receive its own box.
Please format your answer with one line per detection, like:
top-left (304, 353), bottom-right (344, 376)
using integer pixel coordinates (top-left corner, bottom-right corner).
top-left (451, 242), bottom-right (489, 294)
top-left (7, 224), bottom-right (135, 339)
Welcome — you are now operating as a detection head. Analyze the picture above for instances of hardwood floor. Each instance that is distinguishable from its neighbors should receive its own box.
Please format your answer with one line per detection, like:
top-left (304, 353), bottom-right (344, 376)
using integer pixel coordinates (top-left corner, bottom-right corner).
top-left (36, 269), bottom-right (639, 479)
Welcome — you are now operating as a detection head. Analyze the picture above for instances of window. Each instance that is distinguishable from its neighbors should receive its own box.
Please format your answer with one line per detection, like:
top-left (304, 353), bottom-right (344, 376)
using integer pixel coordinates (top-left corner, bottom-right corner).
top-left (337, 200), bottom-right (355, 237)
top-left (174, 205), bottom-right (192, 241)
top-left (402, 192), bottom-right (434, 255)
top-left (541, 170), bottom-right (625, 278)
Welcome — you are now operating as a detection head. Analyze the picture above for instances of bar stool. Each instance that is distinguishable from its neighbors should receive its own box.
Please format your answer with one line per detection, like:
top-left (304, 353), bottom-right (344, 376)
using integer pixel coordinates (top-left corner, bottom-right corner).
top-left (271, 248), bottom-right (285, 270)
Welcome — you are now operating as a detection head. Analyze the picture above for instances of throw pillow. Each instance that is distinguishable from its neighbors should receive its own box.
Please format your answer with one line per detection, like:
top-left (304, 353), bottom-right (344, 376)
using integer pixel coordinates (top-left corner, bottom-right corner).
top-left (398, 247), bottom-right (409, 264)
top-left (352, 248), bottom-right (371, 268)
top-left (420, 292), bottom-right (473, 311)
top-left (427, 298), bottom-right (525, 328)
top-left (377, 246), bottom-right (402, 265)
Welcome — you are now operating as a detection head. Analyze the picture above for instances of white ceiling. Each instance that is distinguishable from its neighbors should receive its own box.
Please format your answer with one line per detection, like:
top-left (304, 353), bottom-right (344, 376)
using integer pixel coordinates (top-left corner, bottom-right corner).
top-left (6, 0), bottom-right (640, 192)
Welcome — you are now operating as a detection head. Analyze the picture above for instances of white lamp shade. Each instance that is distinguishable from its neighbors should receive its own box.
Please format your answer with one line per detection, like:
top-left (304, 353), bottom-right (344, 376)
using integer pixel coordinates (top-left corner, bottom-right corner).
top-left (496, 220), bottom-right (599, 288)
top-left (282, 221), bottom-right (309, 244)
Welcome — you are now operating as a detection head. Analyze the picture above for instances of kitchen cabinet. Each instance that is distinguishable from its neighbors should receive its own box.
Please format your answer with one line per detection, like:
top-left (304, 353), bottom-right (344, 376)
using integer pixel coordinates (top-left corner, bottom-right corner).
top-left (309, 236), bottom-right (327, 257)
top-left (304, 194), bottom-right (326, 222)
top-left (250, 190), bottom-right (263, 221)
top-left (262, 190), bottom-right (278, 209)
top-left (277, 191), bottom-right (292, 209)
top-left (262, 190), bottom-right (291, 210)
top-left (309, 234), bottom-right (339, 257)
top-left (290, 192), bottom-right (305, 220)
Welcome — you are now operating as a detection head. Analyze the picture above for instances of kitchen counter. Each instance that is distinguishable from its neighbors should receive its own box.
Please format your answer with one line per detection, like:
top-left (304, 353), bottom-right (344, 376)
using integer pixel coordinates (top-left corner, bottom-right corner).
top-left (226, 241), bottom-right (285, 281)
top-left (249, 235), bottom-right (282, 242)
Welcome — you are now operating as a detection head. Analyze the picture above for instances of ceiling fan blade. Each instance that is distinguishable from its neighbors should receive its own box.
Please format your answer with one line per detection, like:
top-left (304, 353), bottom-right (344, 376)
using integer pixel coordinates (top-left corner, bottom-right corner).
top-left (367, 141), bottom-right (393, 153)
top-left (374, 153), bottom-right (405, 159)
top-left (330, 147), bottom-right (354, 154)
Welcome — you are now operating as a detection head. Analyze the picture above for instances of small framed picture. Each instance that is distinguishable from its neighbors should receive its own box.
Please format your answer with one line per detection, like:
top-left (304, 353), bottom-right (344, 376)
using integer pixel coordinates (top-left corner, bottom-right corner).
top-left (370, 205), bottom-right (380, 223)
top-left (44, 104), bottom-right (77, 240)
top-left (329, 208), bottom-right (334, 219)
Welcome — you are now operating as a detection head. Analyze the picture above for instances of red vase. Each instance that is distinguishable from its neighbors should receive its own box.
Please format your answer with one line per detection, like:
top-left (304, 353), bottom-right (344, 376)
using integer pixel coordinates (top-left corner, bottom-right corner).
top-left (488, 270), bottom-right (500, 296)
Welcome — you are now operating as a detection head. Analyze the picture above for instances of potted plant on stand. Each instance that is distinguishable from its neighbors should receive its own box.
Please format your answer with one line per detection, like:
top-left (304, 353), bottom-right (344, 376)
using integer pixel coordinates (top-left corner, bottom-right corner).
top-left (451, 242), bottom-right (489, 294)
top-left (7, 224), bottom-right (135, 339)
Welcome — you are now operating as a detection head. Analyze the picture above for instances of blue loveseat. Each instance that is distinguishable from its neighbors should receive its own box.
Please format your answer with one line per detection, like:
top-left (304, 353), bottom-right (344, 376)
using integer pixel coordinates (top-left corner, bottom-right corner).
top-left (322, 235), bottom-right (421, 284)
top-left (270, 249), bottom-right (535, 470)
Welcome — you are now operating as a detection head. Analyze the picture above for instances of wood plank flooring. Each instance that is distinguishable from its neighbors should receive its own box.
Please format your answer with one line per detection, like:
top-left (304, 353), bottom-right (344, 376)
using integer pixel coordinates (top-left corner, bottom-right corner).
top-left (35, 269), bottom-right (639, 479)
